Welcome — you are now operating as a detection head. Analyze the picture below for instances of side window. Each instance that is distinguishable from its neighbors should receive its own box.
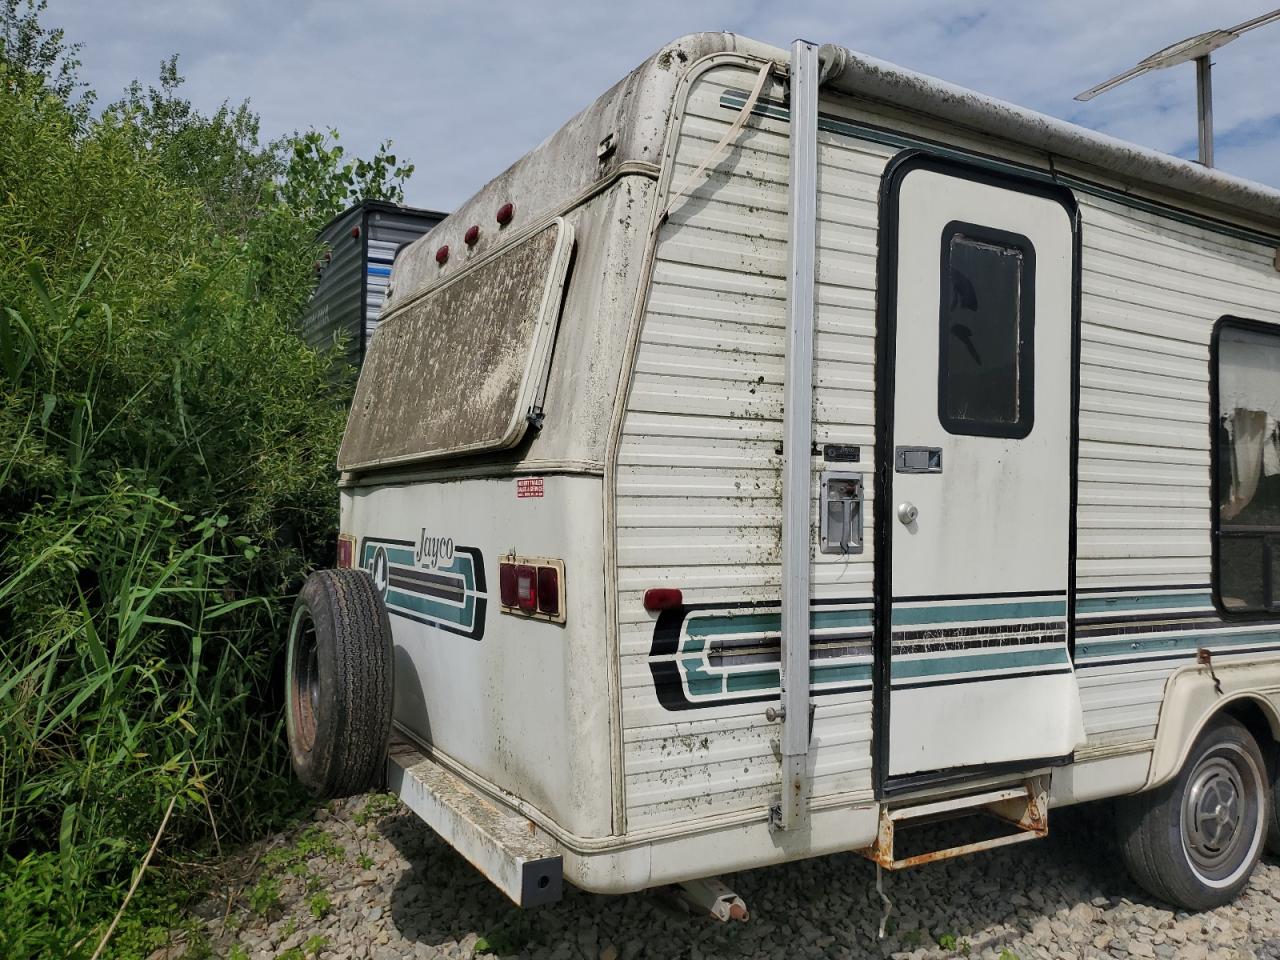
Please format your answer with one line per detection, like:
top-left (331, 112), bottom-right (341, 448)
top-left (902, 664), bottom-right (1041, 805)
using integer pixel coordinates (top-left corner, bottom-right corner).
top-left (938, 222), bottom-right (1035, 439)
top-left (1215, 319), bottom-right (1280, 613)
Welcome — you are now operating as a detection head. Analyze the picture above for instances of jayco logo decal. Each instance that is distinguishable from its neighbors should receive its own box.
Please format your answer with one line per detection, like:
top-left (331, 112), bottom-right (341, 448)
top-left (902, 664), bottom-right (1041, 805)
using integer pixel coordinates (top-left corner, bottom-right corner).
top-left (360, 534), bottom-right (487, 641)
top-left (415, 531), bottom-right (454, 569)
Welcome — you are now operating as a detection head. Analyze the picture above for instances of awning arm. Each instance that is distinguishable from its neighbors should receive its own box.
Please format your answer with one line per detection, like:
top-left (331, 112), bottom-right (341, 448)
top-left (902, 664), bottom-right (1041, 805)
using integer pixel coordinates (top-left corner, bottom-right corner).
top-left (777, 38), bottom-right (820, 831)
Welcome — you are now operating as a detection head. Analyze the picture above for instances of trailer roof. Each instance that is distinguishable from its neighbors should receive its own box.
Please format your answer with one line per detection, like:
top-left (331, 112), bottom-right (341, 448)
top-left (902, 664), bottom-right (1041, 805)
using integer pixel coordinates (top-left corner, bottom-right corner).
top-left (813, 42), bottom-right (1280, 231)
top-left (400, 31), bottom-right (1279, 292)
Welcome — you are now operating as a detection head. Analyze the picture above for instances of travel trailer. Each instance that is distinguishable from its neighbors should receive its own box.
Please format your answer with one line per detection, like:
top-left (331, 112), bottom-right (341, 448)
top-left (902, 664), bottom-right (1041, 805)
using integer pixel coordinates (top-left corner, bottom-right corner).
top-left (284, 33), bottom-right (1280, 915)
top-left (300, 200), bottom-right (446, 369)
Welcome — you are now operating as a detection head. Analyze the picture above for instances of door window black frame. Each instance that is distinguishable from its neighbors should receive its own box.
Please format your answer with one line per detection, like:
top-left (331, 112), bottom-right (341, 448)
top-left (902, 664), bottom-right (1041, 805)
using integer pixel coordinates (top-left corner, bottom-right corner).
top-left (937, 221), bottom-right (1036, 439)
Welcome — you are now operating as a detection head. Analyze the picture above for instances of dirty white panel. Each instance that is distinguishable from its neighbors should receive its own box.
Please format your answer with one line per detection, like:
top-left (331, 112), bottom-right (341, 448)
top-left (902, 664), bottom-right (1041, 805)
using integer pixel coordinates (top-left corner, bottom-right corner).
top-left (616, 63), bottom-right (886, 830)
top-left (1074, 195), bottom-right (1280, 746)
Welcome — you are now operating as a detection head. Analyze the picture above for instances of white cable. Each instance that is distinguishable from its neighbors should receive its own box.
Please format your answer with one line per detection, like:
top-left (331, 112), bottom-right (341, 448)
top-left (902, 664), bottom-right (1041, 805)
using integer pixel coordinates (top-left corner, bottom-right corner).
top-left (659, 60), bottom-right (775, 224)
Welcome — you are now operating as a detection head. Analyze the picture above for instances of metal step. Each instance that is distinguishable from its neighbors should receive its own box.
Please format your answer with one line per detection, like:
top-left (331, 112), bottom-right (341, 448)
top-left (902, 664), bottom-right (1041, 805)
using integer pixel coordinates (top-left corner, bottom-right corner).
top-left (859, 776), bottom-right (1048, 870)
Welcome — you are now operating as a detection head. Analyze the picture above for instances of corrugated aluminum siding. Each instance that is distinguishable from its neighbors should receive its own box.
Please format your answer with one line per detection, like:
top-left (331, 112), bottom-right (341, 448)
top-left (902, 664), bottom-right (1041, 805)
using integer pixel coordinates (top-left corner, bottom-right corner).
top-left (300, 203), bottom-right (444, 368)
top-left (365, 207), bottom-right (444, 347)
top-left (301, 206), bottom-right (365, 368)
top-left (1073, 198), bottom-right (1280, 747)
top-left (617, 58), bottom-right (1280, 830)
top-left (616, 63), bottom-right (883, 830)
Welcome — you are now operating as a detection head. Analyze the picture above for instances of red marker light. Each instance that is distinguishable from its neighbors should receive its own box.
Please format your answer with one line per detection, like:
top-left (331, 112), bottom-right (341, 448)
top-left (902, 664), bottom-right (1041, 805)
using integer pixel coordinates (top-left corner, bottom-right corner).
top-left (435, 244), bottom-right (449, 264)
top-left (643, 588), bottom-right (683, 612)
top-left (336, 535), bottom-right (355, 569)
top-left (496, 202), bottom-right (514, 226)
top-left (464, 225), bottom-right (480, 245)
top-left (350, 226), bottom-right (361, 239)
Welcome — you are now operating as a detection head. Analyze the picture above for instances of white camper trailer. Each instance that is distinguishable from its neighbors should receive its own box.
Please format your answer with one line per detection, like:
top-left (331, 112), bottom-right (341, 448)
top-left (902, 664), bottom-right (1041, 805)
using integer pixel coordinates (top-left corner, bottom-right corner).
top-left (284, 33), bottom-right (1280, 914)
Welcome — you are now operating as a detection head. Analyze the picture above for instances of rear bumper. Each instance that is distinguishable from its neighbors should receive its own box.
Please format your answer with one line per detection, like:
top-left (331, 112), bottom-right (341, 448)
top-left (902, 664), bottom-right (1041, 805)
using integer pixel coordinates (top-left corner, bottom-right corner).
top-left (386, 736), bottom-right (563, 907)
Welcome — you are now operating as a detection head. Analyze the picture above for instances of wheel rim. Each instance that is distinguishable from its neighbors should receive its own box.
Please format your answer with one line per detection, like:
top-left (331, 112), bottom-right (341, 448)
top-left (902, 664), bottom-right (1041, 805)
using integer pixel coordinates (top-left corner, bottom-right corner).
top-left (289, 610), bottom-right (321, 753)
top-left (1180, 741), bottom-right (1264, 885)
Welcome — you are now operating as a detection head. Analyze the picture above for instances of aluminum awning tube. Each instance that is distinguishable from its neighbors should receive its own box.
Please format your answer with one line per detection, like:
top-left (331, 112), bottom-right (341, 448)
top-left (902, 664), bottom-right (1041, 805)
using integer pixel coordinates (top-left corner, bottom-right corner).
top-left (813, 44), bottom-right (1280, 224)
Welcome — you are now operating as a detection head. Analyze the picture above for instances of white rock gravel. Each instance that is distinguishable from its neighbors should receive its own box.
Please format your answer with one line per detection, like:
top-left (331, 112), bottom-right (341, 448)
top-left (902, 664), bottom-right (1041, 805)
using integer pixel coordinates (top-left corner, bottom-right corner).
top-left (183, 795), bottom-right (1280, 960)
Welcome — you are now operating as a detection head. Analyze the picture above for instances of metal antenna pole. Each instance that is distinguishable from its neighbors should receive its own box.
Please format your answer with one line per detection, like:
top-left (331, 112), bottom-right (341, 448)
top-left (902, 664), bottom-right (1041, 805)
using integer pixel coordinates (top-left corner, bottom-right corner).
top-left (1195, 54), bottom-right (1214, 167)
top-left (1075, 10), bottom-right (1280, 167)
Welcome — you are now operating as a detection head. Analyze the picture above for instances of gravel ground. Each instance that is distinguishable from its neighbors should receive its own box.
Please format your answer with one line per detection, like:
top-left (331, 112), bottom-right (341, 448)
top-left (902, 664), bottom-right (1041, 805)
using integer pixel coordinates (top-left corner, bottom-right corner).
top-left (178, 795), bottom-right (1280, 960)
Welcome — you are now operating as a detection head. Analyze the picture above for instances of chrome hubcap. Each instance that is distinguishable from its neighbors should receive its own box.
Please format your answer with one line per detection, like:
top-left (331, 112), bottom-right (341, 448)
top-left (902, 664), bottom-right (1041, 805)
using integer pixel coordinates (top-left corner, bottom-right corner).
top-left (1180, 744), bottom-right (1258, 880)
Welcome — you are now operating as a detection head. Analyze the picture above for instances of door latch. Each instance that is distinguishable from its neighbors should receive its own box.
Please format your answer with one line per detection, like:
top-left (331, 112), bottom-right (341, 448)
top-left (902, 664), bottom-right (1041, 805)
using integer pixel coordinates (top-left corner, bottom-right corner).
top-left (820, 472), bottom-right (863, 555)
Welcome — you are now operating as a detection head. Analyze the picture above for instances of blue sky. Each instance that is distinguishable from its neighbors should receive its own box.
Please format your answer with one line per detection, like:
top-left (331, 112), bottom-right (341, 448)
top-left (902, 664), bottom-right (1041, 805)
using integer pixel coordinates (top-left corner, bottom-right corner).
top-left (58, 1), bottom-right (1280, 211)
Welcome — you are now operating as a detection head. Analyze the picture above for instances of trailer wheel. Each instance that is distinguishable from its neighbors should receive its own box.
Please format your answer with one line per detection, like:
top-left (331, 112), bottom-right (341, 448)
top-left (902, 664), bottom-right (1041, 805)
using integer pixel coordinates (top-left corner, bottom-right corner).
top-left (1116, 716), bottom-right (1268, 910)
top-left (1267, 742), bottom-right (1280, 856)
top-left (286, 568), bottom-right (394, 799)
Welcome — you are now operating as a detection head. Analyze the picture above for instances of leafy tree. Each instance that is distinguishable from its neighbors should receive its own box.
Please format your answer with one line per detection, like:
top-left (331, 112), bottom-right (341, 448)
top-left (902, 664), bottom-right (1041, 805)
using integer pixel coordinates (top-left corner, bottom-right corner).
top-left (0, 0), bottom-right (93, 123)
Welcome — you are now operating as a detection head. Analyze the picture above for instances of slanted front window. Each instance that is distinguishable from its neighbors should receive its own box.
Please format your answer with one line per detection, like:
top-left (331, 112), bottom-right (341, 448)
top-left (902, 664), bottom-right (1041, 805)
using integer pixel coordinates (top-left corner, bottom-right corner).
top-left (1214, 319), bottom-right (1280, 613)
top-left (937, 222), bottom-right (1036, 439)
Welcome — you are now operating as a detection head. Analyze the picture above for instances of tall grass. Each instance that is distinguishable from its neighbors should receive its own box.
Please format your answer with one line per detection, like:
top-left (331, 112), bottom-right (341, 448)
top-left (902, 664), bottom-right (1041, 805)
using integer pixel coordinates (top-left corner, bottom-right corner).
top-left (0, 14), bottom-right (409, 951)
top-left (0, 270), bottom-right (314, 957)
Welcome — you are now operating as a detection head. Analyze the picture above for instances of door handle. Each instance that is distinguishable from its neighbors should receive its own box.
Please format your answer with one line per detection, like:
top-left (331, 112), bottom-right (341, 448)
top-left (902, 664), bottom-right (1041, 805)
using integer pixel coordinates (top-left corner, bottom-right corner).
top-left (897, 502), bottom-right (918, 525)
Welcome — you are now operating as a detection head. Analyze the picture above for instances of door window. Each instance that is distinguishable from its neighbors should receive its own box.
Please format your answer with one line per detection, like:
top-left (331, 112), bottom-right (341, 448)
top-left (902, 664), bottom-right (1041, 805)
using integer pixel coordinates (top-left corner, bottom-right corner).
top-left (938, 222), bottom-right (1036, 439)
top-left (1215, 319), bottom-right (1280, 613)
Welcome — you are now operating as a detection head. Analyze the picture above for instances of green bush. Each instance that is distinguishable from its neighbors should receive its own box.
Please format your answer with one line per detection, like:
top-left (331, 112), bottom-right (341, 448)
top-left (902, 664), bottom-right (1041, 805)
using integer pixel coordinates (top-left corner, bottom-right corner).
top-left (0, 2), bottom-right (413, 955)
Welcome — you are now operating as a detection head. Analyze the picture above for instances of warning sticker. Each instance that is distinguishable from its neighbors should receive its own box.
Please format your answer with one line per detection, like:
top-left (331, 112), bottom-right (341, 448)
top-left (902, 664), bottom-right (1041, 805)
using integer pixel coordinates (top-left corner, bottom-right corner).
top-left (516, 477), bottom-right (544, 499)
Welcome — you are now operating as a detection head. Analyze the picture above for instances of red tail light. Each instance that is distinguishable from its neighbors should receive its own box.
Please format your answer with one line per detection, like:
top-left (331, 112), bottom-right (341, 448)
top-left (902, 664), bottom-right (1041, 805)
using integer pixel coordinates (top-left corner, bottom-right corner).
top-left (498, 557), bottom-right (565, 623)
top-left (644, 588), bottom-right (683, 612)
top-left (499, 563), bottom-right (518, 606)
top-left (537, 566), bottom-right (559, 617)
top-left (337, 534), bottom-right (355, 569)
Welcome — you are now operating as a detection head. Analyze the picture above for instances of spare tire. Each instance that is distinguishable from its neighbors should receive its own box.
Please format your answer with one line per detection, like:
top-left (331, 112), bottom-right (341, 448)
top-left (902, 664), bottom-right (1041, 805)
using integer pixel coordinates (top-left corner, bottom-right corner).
top-left (286, 568), bottom-right (394, 798)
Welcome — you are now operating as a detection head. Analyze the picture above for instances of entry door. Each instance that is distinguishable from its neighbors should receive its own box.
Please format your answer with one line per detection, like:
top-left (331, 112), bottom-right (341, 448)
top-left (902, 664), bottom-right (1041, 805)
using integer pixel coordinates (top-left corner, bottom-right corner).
top-left (885, 163), bottom-right (1086, 779)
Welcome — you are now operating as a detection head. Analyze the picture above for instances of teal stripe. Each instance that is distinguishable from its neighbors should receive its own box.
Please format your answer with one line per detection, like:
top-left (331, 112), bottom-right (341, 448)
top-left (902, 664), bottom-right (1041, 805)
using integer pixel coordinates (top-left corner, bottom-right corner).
top-left (685, 600), bottom-right (1065, 636)
top-left (892, 599), bottom-right (1065, 626)
top-left (361, 543), bottom-right (415, 566)
top-left (681, 658), bottom-right (723, 696)
top-left (685, 607), bottom-right (873, 639)
top-left (385, 588), bottom-right (472, 627)
top-left (726, 669), bottom-right (780, 693)
top-left (684, 660), bottom-right (876, 700)
top-left (438, 553), bottom-right (475, 591)
top-left (893, 646), bottom-right (1069, 679)
top-left (687, 612), bottom-right (781, 639)
top-left (812, 661), bottom-right (873, 685)
top-left (720, 92), bottom-right (1280, 248)
top-left (1076, 592), bottom-right (1212, 615)
top-left (1077, 627), bottom-right (1280, 661)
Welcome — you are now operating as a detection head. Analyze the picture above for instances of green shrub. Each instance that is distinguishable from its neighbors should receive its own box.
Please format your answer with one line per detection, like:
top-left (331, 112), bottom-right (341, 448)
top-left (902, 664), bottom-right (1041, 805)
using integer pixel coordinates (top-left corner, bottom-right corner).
top-left (0, 2), bottom-right (412, 955)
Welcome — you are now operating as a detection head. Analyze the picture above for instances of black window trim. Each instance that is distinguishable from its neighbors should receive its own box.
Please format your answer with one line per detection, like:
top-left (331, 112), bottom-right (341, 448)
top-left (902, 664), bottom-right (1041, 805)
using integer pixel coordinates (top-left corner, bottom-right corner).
top-left (1210, 314), bottom-right (1280, 620)
top-left (936, 220), bottom-right (1037, 440)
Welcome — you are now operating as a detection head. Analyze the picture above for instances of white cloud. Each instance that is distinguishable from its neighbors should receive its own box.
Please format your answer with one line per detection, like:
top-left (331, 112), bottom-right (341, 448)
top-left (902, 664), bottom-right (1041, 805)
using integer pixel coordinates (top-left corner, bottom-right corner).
top-left (58, 0), bottom-right (1280, 209)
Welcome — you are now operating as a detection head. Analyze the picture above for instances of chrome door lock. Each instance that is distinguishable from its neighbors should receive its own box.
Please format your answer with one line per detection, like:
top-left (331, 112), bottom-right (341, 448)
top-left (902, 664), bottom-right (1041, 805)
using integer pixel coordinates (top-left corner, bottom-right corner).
top-left (897, 501), bottom-right (918, 525)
